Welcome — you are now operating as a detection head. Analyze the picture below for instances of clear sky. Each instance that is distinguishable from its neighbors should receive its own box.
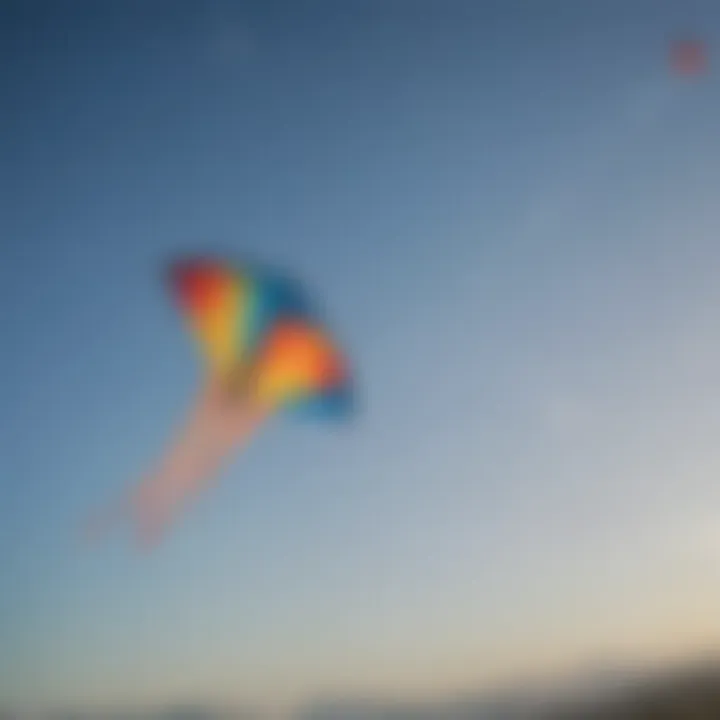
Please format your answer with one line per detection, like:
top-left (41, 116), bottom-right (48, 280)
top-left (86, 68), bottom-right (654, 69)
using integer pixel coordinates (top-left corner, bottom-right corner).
top-left (2, 0), bottom-right (720, 716)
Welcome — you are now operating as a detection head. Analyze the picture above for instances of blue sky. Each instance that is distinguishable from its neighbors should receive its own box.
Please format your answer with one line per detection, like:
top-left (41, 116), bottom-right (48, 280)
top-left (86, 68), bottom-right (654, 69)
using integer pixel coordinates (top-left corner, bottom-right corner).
top-left (2, 0), bottom-right (720, 715)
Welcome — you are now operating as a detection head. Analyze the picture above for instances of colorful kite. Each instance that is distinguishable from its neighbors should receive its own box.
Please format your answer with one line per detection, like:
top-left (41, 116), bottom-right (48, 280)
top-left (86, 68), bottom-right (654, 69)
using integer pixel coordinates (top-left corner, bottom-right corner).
top-left (89, 256), bottom-right (354, 548)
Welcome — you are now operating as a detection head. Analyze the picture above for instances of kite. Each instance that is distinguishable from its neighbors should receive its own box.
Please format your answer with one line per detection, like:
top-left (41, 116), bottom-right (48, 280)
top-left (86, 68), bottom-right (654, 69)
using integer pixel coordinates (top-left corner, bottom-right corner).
top-left (669, 37), bottom-right (708, 77)
top-left (88, 256), bottom-right (354, 549)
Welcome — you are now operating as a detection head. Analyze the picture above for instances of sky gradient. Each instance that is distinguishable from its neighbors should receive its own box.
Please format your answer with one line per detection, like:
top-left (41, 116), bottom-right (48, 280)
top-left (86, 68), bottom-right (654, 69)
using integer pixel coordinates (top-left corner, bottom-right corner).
top-left (2, 1), bottom-right (720, 715)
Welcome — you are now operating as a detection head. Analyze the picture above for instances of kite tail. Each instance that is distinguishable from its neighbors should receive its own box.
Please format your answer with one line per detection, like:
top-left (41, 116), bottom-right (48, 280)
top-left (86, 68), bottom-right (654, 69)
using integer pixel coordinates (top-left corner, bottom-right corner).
top-left (85, 382), bottom-right (268, 551)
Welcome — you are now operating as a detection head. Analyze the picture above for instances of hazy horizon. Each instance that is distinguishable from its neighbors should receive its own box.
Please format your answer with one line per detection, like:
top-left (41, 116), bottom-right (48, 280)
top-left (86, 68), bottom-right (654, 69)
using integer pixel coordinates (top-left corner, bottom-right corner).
top-left (3, 0), bottom-right (720, 715)
top-left (4, 651), bottom-right (720, 718)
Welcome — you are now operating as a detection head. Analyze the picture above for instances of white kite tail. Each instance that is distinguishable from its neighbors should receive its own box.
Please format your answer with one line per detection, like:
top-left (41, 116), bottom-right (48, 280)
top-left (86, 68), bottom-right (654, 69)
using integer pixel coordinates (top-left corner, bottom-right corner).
top-left (85, 378), bottom-right (267, 550)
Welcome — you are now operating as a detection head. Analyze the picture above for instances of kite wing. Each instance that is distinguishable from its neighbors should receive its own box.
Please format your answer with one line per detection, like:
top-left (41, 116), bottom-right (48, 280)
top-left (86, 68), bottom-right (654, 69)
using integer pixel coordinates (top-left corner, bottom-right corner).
top-left (168, 258), bottom-right (313, 382)
top-left (168, 258), bottom-right (252, 377)
top-left (250, 318), bottom-right (353, 418)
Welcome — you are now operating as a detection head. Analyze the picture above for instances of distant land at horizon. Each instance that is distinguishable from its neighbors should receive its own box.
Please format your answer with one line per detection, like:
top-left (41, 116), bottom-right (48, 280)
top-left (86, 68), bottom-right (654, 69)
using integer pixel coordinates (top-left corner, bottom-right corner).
top-left (5, 650), bottom-right (720, 720)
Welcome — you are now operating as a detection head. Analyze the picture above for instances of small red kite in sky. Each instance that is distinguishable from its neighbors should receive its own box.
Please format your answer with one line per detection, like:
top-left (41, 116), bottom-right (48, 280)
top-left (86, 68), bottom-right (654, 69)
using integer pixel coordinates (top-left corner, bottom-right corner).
top-left (670, 38), bottom-right (708, 77)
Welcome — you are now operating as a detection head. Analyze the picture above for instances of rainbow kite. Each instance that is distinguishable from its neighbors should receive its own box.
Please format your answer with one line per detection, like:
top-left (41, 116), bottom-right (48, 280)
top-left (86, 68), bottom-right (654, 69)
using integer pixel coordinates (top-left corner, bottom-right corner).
top-left (89, 256), bottom-right (353, 548)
